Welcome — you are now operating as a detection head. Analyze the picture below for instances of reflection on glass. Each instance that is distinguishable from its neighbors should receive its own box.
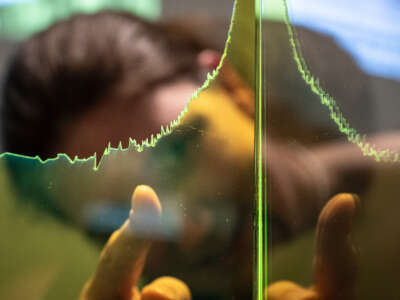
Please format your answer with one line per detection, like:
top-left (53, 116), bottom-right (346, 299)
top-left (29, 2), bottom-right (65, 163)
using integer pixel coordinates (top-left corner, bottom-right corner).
top-left (264, 1), bottom-right (400, 300)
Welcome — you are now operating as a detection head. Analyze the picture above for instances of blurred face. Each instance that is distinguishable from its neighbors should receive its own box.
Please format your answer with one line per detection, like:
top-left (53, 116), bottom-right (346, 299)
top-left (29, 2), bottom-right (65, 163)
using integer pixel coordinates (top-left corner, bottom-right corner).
top-left (55, 76), bottom-right (200, 159)
top-left (44, 67), bottom-right (254, 298)
top-left (45, 50), bottom-right (253, 296)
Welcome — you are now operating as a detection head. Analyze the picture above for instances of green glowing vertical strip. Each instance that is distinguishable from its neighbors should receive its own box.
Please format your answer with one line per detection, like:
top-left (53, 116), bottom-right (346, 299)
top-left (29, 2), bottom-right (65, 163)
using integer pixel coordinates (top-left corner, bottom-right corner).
top-left (255, 0), bottom-right (266, 299)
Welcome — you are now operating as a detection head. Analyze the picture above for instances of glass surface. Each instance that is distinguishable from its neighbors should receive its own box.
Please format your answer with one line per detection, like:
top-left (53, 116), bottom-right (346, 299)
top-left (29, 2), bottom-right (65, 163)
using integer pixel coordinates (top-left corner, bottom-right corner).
top-left (264, 1), bottom-right (400, 299)
top-left (0, 1), bottom-right (255, 300)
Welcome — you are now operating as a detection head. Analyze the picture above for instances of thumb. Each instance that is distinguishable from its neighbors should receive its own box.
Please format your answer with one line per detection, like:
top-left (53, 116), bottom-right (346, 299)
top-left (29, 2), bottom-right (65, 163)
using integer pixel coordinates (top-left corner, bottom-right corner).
top-left (80, 185), bottom-right (162, 300)
top-left (313, 193), bottom-right (359, 300)
top-left (267, 281), bottom-right (318, 300)
top-left (141, 276), bottom-right (191, 300)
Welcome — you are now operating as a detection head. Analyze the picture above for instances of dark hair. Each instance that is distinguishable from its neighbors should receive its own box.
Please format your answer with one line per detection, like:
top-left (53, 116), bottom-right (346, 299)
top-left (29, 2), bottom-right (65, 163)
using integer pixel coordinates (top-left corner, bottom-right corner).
top-left (2, 10), bottom-right (204, 159)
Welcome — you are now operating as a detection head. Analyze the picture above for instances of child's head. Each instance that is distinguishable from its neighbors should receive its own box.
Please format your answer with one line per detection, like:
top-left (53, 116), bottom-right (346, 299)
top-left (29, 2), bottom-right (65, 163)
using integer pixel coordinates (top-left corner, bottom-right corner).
top-left (2, 11), bottom-right (210, 160)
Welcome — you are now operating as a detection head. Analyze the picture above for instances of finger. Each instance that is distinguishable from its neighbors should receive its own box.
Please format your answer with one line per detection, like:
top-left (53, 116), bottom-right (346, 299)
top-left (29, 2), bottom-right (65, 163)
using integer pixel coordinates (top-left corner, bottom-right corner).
top-left (313, 193), bottom-right (359, 300)
top-left (80, 185), bottom-right (162, 300)
top-left (141, 277), bottom-right (191, 300)
top-left (267, 281), bottom-right (318, 300)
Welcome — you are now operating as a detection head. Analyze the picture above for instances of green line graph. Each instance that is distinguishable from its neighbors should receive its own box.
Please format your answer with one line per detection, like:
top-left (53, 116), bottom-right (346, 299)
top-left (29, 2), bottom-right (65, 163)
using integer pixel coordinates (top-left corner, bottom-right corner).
top-left (0, 2), bottom-right (237, 170)
top-left (282, 0), bottom-right (400, 163)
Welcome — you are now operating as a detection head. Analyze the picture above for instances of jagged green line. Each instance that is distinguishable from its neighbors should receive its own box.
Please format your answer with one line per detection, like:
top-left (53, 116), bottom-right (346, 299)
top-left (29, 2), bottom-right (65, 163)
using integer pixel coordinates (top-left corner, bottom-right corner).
top-left (282, 0), bottom-right (400, 163)
top-left (0, 1), bottom-right (238, 170)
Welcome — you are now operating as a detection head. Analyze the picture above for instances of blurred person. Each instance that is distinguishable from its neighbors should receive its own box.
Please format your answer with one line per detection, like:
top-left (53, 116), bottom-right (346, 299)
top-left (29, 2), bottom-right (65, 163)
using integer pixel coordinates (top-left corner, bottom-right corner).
top-left (0, 10), bottom-right (255, 299)
top-left (2, 10), bottom-right (400, 300)
top-left (1, 11), bottom-right (388, 234)
top-left (2, 11), bottom-right (211, 159)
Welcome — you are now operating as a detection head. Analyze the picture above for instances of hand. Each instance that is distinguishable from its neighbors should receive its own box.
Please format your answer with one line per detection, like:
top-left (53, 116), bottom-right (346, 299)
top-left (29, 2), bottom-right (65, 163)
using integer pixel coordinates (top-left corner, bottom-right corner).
top-left (267, 193), bottom-right (359, 300)
top-left (79, 185), bottom-right (191, 300)
top-left (267, 132), bottom-right (400, 236)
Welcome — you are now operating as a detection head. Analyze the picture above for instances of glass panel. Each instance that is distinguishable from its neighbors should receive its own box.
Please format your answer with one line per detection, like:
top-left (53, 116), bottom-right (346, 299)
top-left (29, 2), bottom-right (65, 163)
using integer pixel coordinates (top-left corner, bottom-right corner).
top-left (264, 1), bottom-right (400, 299)
top-left (0, 1), bottom-right (255, 300)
